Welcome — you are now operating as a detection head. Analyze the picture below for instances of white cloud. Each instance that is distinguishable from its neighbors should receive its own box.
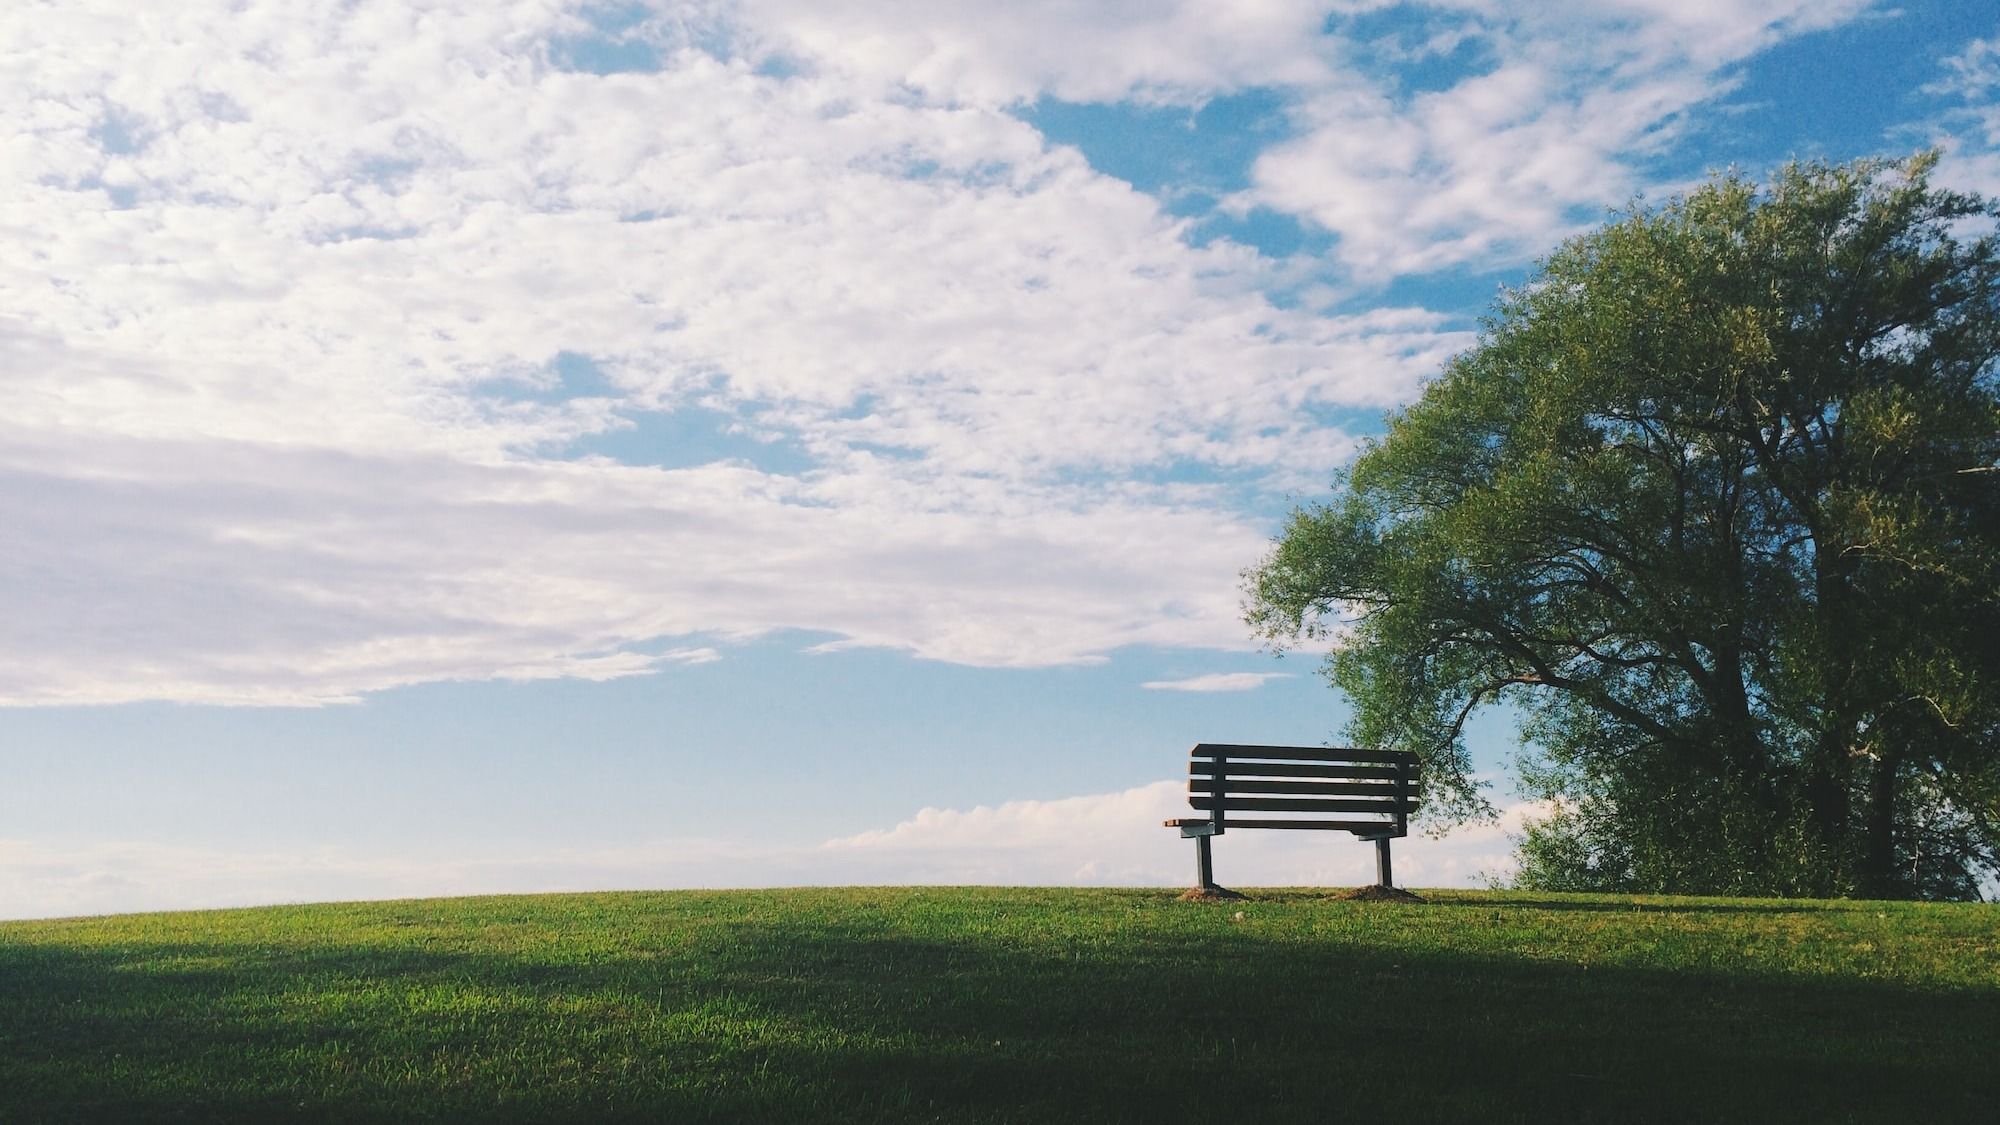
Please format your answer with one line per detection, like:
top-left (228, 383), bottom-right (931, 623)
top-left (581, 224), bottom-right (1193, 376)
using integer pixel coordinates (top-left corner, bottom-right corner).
top-left (0, 783), bottom-right (1548, 920)
top-left (1932, 36), bottom-right (2000, 105)
top-left (1922, 34), bottom-right (2000, 199)
top-left (1141, 671), bottom-right (1293, 692)
top-left (737, 0), bottom-right (1341, 106)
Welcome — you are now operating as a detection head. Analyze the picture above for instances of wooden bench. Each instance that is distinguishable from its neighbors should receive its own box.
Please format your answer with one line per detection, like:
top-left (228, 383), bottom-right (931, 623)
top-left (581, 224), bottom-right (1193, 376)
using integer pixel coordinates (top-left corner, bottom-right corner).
top-left (1164, 743), bottom-right (1421, 894)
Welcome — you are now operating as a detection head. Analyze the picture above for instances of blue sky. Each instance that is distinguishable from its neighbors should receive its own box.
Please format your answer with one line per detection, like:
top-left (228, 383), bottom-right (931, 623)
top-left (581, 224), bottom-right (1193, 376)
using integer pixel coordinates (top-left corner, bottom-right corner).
top-left (4, 0), bottom-right (1998, 918)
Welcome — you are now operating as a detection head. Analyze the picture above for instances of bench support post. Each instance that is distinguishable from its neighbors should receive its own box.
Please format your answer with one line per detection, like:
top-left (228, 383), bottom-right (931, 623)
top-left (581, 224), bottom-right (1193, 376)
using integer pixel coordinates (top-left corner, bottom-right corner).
top-left (1375, 836), bottom-right (1393, 889)
top-left (1195, 833), bottom-right (1215, 890)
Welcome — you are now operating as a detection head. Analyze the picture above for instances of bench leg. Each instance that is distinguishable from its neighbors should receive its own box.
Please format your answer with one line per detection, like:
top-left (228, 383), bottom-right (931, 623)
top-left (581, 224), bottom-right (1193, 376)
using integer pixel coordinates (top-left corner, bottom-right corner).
top-left (1195, 833), bottom-right (1215, 890)
top-left (1375, 837), bottom-right (1393, 888)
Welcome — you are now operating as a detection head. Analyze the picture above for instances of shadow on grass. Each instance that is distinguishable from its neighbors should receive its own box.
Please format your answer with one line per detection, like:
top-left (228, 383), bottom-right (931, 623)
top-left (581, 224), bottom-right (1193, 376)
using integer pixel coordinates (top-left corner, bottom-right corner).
top-left (1, 905), bottom-right (1994, 1124)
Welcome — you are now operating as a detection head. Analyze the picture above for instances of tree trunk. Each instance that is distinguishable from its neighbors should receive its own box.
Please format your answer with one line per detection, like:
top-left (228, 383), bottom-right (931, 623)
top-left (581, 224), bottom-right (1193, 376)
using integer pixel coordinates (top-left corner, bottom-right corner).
top-left (1804, 733), bottom-right (1853, 893)
top-left (1808, 546), bottom-right (1859, 893)
top-left (1858, 750), bottom-right (1902, 898)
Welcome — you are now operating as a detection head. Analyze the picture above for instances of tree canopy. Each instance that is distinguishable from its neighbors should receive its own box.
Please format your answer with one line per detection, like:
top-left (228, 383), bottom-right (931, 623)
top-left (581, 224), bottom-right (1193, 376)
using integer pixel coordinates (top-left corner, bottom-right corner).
top-left (1246, 153), bottom-right (2000, 900)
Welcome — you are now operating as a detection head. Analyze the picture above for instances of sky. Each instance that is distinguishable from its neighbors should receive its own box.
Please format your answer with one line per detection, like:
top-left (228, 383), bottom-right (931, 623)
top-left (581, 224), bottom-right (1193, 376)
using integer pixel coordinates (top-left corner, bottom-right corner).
top-left (5, 0), bottom-right (1999, 919)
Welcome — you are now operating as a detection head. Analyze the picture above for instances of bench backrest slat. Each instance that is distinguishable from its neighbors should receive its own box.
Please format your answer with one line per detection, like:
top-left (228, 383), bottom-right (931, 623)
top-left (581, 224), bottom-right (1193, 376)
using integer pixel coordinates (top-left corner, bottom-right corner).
top-left (1190, 796), bottom-right (1419, 814)
top-left (1190, 779), bottom-right (1407, 796)
top-left (1189, 762), bottom-right (1405, 780)
top-left (1193, 743), bottom-right (1412, 764)
top-left (1215, 818), bottom-right (1396, 832)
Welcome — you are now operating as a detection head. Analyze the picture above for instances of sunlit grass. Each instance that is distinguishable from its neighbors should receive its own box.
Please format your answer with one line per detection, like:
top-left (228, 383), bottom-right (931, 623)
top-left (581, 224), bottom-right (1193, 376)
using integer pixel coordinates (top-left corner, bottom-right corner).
top-left (3, 888), bottom-right (1995, 1122)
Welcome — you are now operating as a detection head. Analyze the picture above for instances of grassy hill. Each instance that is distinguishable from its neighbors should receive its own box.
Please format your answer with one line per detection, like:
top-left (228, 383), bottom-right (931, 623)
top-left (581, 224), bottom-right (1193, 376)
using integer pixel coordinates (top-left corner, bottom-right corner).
top-left (2, 887), bottom-right (1995, 1123)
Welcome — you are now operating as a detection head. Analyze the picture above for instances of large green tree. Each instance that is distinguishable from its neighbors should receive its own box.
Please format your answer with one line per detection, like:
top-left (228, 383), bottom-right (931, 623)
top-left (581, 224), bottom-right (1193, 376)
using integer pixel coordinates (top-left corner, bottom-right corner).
top-left (1246, 153), bottom-right (2000, 900)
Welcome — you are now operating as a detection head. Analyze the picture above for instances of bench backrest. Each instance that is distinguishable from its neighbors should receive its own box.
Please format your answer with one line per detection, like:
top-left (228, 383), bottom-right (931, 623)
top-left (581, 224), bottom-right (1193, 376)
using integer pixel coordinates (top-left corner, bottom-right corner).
top-left (1185, 743), bottom-right (1420, 835)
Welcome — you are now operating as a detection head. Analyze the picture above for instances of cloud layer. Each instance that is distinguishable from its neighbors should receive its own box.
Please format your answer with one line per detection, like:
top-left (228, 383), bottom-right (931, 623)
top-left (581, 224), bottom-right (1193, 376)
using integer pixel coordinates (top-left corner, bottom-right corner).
top-left (7, 1), bottom-right (1971, 706)
top-left (1, 1), bottom-right (1467, 704)
top-left (0, 780), bottom-right (1542, 919)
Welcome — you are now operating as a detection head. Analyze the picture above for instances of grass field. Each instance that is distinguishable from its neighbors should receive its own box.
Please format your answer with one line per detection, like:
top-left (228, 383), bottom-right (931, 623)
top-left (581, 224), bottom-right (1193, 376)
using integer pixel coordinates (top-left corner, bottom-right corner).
top-left (2, 887), bottom-right (1996, 1123)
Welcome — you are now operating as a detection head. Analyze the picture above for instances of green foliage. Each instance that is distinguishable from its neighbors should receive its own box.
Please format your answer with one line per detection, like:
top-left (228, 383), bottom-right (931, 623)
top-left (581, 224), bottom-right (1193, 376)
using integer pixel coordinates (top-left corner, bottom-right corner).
top-left (1246, 152), bottom-right (2000, 899)
top-left (2, 889), bottom-right (1996, 1123)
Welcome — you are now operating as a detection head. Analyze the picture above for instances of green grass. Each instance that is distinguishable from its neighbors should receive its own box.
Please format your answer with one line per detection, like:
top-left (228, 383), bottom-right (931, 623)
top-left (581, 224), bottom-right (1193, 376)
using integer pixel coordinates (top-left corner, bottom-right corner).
top-left (2, 888), bottom-right (1996, 1123)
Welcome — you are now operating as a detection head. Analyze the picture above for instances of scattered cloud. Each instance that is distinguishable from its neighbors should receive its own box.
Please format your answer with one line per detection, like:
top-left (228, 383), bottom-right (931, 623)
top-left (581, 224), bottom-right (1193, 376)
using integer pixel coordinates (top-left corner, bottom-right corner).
top-left (708, 1), bottom-right (1884, 280)
top-left (1922, 34), bottom-right (2000, 197)
top-left (1247, 1), bottom-right (1880, 275)
top-left (1927, 35), bottom-right (2000, 106)
top-left (1140, 671), bottom-right (1293, 692)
